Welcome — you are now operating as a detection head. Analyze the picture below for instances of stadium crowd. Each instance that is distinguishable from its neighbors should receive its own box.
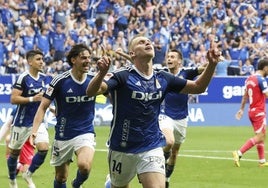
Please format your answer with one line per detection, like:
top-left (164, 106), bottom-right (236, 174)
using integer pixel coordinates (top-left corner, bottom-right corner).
top-left (0, 0), bottom-right (267, 76)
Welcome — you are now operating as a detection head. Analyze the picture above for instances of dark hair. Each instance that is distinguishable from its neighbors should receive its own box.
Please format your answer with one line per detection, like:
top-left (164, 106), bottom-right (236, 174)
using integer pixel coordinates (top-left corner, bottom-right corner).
top-left (257, 58), bottom-right (268, 70)
top-left (66, 43), bottom-right (91, 67)
top-left (169, 49), bottom-right (183, 60)
top-left (26, 50), bottom-right (43, 60)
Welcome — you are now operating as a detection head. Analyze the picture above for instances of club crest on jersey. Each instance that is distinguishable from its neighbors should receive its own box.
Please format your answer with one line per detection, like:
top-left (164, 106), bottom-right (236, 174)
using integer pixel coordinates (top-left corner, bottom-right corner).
top-left (46, 86), bottom-right (54, 96)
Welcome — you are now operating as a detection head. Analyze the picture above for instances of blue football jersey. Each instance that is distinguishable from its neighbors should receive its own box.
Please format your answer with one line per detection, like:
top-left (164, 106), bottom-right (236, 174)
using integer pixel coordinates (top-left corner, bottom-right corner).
top-left (44, 70), bottom-right (96, 140)
top-left (105, 66), bottom-right (187, 153)
top-left (10, 107), bottom-right (17, 118)
top-left (12, 71), bottom-right (48, 127)
top-left (162, 67), bottom-right (199, 119)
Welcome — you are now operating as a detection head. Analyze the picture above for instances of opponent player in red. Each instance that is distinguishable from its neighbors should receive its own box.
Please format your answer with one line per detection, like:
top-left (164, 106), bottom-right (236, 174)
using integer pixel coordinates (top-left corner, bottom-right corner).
top-left (234, 58), bottom-right (268, 167)
top-left (16, 139), bottom-right (35, 174)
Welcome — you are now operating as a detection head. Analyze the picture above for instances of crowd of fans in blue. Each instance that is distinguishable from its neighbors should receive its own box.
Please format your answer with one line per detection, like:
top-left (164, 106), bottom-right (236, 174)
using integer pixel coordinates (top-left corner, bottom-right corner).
top-left (0, 0), bottom-right (267, 77)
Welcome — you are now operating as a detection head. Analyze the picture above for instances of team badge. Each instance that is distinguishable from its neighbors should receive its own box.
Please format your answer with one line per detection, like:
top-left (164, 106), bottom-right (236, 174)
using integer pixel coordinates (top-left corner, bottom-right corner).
top-left (46, 86), bottom-right (54, 96)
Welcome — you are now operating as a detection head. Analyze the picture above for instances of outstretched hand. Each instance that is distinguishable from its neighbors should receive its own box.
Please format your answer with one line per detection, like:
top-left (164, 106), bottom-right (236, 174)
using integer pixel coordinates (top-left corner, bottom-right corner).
top-left (97, 45), bottom-right (111, 74)
top-left (207, 41), bottom-right (224, 65)
top-left (97, 56), bottom-right (111, 72)
top-left (115, 48), bottom-right (132, 62)
top-left (115, 48), bottom-right (124, 54)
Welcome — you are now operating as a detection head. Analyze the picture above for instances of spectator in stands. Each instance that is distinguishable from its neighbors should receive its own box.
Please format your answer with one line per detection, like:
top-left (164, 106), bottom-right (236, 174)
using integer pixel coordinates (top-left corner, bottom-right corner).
top-left (1, 2), bottom-right (15, 36)
top-left (240, 58), bottom-right (255, 76)
top-left (226, 36), bottom-right (242, 76)
top-left (5, 51), bottom-right (18, 74)
top-left (45, 14), bottom-right (55, 31)
top-left (113, 31), bottom-right (128, 52)
top-left (5, 33), bottom-right (15, 52)
top-left (49, 22), bottom-right (66, 61)
top-left (77, 28), bottom-right (90, 46)
top-left (239, 35), bottom-right (251, 65)
top-left (54, 5), bottom-right (67, 27)
top-left (177, 33), bottom-right (193, 65)
top-left (95, 0), bottom-right (112, 22)
top-left (21, 26), bottom-right (36, 54)
top-left (262, 15), bottom-right (268, 33)
top-left (196, 44), bottom-right (208, 66)
top-left (152, 37), bottom-right (167, 67)
top-left (35, 27), bottom-right (50, 57)
top-left (114, 0), bottom-right (132, 34)
top-left (214, 55), bottom-right (230, 77)
top-left (91, 38), bottom-right (102, 58)
top-left (0, 0), bottom-right (267, 76)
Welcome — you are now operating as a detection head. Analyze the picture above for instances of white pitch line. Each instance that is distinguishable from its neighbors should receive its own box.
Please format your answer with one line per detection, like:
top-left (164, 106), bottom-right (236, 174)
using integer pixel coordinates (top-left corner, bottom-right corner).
top-left (94, 149), bottom-right (258, 163)
top-left (178, 154), bottom-right (258, 162)
top-left (0, 143), bottom-right (259, 162)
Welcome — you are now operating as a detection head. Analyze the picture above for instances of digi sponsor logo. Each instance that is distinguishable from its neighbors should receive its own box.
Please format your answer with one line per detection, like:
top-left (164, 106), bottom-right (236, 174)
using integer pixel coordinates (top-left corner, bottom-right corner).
top-left (131, 91), bottom-right (162, 101)
top-left (28, 88), bottom-right (43, 95)
top-left (66, 95), bottom-right (95, 103)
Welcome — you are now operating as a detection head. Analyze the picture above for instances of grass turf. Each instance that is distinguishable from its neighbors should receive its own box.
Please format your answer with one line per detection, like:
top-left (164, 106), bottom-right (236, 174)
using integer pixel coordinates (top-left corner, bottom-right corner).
top-left (0, 125), bottom-right (267, 188)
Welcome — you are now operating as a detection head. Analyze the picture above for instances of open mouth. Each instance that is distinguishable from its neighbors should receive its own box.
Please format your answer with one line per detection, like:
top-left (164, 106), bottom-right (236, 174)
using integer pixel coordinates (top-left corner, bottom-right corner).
top-left (83, 64), bottom-right (90, 70)
top-left (145, 46), bottom-right (152, 50)
top-left (167, 61), bottom-right (173, 65)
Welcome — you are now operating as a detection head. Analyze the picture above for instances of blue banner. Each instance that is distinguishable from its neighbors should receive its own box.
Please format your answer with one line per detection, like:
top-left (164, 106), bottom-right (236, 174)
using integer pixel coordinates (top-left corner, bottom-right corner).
top-left (0, 75), bottom-right (263, 127)
top-left (0, 75), bottom-right (249, 103)
top-left (197, 76), bottom-right (247, 103)
top-left (0, 103), bottom-right (253, 126)
top-left (187, 103), bottom-right (250, 126)
top-left (0, 74), bottom-right (17, 103)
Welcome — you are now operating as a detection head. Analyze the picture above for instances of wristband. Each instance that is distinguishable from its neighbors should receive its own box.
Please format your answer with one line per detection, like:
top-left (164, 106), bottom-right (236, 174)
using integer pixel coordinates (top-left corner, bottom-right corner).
top-left (29, 97), bottom-right (33, 102)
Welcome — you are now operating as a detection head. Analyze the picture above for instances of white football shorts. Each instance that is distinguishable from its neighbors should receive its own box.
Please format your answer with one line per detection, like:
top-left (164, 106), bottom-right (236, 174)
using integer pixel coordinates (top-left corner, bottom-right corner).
top-left (159, 114), bottom-right (187, 144)
top-left (108, 147), bottom-right (165, 187)
top-left (50, 133), bottom-right (96, 166)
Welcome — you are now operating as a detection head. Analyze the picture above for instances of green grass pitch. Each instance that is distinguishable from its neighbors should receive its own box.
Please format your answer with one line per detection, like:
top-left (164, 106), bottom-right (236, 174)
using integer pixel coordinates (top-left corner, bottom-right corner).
top-left (0, 126), bottom-right (267, 187)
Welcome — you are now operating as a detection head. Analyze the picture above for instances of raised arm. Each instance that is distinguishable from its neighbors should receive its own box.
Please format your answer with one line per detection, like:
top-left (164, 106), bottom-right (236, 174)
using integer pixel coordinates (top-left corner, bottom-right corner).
top-left (86, 56), bottom-right (111, 97)
top-left (180, 41), bottom-right (223, 94)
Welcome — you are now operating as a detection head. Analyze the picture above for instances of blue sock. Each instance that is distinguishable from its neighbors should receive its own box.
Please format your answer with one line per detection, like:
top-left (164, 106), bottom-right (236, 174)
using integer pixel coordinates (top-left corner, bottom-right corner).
top-left (166, 164), bottom-right (174, 178)
top-left (72, 170), bottom-right (89, 188)
top-left (7, 155), bottom-right (18, 180)
top-left (54, 179), bottom-right (66, 188)
top-left (28, 150), bottom-right (47, 173)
